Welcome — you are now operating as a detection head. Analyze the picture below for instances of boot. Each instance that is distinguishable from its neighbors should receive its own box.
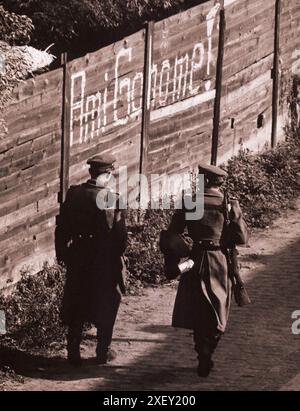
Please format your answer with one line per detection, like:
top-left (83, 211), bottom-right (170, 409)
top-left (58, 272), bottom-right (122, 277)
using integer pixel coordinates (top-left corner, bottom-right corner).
top-left (67, 326), bottom-right (83, 367)
top-left (96, 346), bottom-right (117, 365)
top-left (194, 330), bottom-right (221, 377)
top-left (197, 354), bottom-right (214, 378)
top-left (67, 340), bottom-right (82, 367)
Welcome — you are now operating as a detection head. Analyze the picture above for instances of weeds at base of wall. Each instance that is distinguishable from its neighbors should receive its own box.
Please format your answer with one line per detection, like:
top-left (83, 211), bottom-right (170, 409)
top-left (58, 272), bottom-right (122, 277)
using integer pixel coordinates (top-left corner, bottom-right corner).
top-left (0, 263), bottom-right (66, 352)
top-left (0, 128), bottom-right (300, 352)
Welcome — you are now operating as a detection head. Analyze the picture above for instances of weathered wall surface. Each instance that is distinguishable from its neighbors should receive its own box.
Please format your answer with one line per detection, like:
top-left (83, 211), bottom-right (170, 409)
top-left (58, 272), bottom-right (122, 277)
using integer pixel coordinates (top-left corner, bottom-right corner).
top-left (218, 0), bottom-right (276, 163)
top-left (1, 0), bottom-right (300, 288)
top-left (68, 30), bottom-right (145, 186)
top-left (0, 70), bottom-right (63, 288)
top-left (147, 1), bottom-right (220, 175)
top-left (66, 0), bottom-right (220, 180)
top-left (279, 0), bottom-right (300, 131)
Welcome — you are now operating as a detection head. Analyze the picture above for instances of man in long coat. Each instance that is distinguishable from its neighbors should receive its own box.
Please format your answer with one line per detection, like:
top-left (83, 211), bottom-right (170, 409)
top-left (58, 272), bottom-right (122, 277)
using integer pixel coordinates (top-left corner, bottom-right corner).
top-left (168, 163), bottom-right (248, 377)
top-left (55, 155), bottom-right (127, 366)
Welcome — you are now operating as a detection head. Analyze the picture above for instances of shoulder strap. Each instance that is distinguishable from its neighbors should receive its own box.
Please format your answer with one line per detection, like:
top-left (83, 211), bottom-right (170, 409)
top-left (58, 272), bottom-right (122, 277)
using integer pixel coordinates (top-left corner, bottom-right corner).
top-left (222, 190), bottom-right (231, 227)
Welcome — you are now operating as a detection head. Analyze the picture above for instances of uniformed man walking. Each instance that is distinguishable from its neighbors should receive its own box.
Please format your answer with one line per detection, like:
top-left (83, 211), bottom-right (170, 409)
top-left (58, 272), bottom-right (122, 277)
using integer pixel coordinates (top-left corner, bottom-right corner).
top-left (167, 163), bottom-right (249, 377)
top-left (55, 155), bottom-right (127, 366)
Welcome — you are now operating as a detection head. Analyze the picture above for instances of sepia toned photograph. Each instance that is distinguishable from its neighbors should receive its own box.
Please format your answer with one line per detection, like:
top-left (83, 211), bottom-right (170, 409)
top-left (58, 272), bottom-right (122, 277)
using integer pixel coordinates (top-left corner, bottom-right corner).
top-left (0, 0), bottom-right (300, 394)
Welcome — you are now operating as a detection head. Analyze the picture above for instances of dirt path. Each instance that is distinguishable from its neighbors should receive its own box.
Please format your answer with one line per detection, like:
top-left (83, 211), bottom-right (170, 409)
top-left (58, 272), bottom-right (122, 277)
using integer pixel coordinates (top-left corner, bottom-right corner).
top-left (1, 200), bottom-right (300, 391)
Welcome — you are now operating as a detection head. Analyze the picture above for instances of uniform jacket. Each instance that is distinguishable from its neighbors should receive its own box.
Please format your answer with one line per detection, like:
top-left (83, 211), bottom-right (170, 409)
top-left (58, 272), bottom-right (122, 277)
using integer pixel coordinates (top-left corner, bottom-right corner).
top-left (55, 179), bottom-right (128, 327)
top-left (169, 188), bottom-right (248, 333)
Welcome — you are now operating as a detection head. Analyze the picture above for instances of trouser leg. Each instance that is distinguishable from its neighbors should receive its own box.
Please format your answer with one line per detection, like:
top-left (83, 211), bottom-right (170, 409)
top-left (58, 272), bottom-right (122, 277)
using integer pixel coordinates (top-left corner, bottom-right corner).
top-left (193, 329), bottom-right (222, 377)
top-left (194, 329), bottom-right (222, 358)
top-left (95, 293), bottom-right (121, 364)
top-left (96, 323), bottom-right (117, 364)
top-left (67, 323), bottom-right (83, 366)
top-left (96, 325), bottom-right (114, 352)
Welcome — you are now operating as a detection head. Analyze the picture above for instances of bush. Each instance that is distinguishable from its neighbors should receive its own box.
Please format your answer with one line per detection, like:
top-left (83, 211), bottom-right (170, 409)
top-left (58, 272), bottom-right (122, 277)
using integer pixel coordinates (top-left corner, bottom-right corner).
top-left (224, 131), bottom-right (300, 228)
top-left (2, 0), bottom-right (186, 57)
top-left (0, 263), bottom-right (66, 349)
top-left (0, 6), bottom-right (34, 137)
top-left (0, 5), bottom-right (33, 45)
top-left (125, 208), bottom-right (174, 292)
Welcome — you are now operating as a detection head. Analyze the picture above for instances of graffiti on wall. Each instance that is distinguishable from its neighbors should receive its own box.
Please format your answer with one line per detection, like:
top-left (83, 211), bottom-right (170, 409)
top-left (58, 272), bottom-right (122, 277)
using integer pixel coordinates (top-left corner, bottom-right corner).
top-left (70, 3), bottom-right (220, 147)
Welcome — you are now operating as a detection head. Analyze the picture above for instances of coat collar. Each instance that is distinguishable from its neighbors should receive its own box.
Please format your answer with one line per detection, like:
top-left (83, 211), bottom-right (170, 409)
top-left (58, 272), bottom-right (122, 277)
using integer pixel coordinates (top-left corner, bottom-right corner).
top-left (85, 179), bottom-right (106, 189)
top-left (204, 187), bottom-right (224, 198)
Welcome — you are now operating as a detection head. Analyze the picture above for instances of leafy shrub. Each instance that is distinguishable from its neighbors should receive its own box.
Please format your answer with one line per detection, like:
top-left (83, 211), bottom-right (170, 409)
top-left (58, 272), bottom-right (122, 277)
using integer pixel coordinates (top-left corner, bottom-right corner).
top-left (0, 6), bottom-right (34, 137)
top-left (125, 208), bottom-right (174, 292)
top-left (224, 132), bottom-right (300, 228)
top-left (0, 5), bottom-right (33, 45)
top-left (1, 0), bottom-right (194, 57)
top-left (0, 263), bottom-right (66, 349)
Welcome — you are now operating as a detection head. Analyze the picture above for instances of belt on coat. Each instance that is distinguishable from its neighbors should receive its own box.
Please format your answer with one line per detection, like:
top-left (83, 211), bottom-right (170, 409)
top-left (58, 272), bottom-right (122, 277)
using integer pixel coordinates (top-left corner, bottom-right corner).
top-left (72, 234), bottom-right (95, 241)
top-left (192, 240), bottom-right (223, 252)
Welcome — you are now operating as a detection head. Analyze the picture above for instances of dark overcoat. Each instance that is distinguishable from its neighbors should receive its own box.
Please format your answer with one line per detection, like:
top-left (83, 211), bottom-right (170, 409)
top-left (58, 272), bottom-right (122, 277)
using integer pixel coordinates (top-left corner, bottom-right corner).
top-left (169, 188), bottom-right (248, 334)
top-left (55, 179), bottom-right (128, 329)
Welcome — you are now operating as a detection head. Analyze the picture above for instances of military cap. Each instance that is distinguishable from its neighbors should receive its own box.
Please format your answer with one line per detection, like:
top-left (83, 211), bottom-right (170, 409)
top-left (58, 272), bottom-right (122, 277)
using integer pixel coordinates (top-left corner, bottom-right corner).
top-left (198, 163), bottom-right (227, 177)
top-left (87, 154), bottom-right (116, 172)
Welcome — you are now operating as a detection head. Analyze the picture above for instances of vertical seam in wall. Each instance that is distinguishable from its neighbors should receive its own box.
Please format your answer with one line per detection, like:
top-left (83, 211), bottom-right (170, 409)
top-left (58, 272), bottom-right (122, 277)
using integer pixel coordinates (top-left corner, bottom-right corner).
top-left (271, 0), bottom-right (281, 148)
top-left (60, 53), bottom-right (71, 204)
top-left (139, 22), bottom-right (154, 178)
top-left (211, 2), bottom-right (225, 166)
